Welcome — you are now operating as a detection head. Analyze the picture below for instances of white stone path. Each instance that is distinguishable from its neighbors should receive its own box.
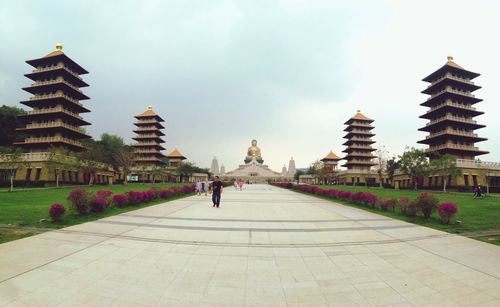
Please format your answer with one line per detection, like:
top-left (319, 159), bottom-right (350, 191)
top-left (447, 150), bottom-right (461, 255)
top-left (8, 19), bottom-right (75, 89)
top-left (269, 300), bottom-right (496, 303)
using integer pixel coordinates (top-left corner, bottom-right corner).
top-left (1, 184), bottom-right (500, 306)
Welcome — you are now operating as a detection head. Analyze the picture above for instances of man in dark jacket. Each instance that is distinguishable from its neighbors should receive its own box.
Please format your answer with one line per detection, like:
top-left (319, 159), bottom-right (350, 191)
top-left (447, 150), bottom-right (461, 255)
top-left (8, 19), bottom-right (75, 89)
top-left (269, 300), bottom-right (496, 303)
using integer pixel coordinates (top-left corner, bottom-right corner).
top-left (212, 176), bottom-right (223, 208)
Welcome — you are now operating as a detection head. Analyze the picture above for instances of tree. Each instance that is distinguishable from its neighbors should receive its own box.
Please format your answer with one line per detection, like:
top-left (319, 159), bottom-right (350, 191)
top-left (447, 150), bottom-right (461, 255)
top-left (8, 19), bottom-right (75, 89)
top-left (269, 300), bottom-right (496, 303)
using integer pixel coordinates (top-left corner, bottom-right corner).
top-left (475, 160), bottom-right (490, 195)
top-left (0, 147), bottom-right (27, 191)
top-left (0, 105), bottom-right (26, 148)
top-left (77, 139), bottom-right (107, 185)
top-left (115, 146), bottom-right (134, 184)
top-left (430, 154), bottom-right (462, 193)
top-left (46, 147), bottom-right (76, 188)
top-left (398, 147), bottom-right (431, 190)
top-left (386, 157), bottom-right (400, 185)
top-left (374, 147), bottom-right (388, 188)
top-left (99, 133), bottom-right (125, 169)
top-left (294, 169), bottom-right (305, 183)
top-left (177, 162), bottom-right (196, 182)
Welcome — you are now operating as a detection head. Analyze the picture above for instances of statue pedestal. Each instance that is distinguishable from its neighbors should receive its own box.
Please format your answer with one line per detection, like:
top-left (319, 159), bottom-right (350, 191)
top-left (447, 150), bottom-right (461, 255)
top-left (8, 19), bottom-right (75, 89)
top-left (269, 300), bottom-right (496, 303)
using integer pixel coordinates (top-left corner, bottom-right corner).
top-left (245, 157), bottom-right (263, 164)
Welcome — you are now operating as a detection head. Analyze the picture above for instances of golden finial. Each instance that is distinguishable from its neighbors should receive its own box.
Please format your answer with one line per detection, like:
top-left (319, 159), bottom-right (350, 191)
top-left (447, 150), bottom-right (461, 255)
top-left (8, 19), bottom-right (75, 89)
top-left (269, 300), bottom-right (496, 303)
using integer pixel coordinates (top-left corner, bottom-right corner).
top-left (357, 109), bottom-right (361, 113)
top-left (147, 105), bottom-right (153, 110)
top-left (55, 42), bottom-right (63, 51)
top-left (447, 55), bottom-right (453, 61)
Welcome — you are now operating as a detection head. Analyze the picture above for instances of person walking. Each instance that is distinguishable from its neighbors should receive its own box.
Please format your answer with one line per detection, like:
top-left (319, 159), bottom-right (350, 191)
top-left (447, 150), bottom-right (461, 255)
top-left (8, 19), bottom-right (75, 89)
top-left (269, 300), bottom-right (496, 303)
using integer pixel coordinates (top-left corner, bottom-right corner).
top-left (238, 178), bottom-right (244, 191)
top-left (202, 179), bottom-right (208, 196)
top-left (234, 180), bottom-right (238, 190)
top-left (195, 181), bottom-right (202, 196)
top-left (212, 176), bottom-right (223, 208)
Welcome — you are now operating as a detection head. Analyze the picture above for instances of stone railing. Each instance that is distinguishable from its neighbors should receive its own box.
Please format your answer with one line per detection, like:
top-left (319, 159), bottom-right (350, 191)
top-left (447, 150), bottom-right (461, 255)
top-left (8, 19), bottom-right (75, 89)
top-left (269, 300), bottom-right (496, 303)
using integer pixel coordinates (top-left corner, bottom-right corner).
top-left (426, 144), bottom-right (479, 152)
top-left (31, 79), bottom-right (83, 94)
top-left (429, 88), bottom-right (475, 99)
top-left (429, 73), bottom-right (474, 87)
top-left (24, 136), bottom-right (83, 147)
top-left (0, 152), bottom-right (114, 171)
top-left (32, 64), bottom-right (83, 80)
top-left (429, 101), bottom-right (477, 112)
top-left (427, 115), bottom-right (477, 126)
top-left (456, 159), bottom-right (500, 170)
top-left (27, 107), bottom-right (83, 119)
top-left (25, 122), bottom-right (86, 134)
top-left (426, 129), bottom-right (478, 139)
top-left (29, 93), bottom-right (83, 107)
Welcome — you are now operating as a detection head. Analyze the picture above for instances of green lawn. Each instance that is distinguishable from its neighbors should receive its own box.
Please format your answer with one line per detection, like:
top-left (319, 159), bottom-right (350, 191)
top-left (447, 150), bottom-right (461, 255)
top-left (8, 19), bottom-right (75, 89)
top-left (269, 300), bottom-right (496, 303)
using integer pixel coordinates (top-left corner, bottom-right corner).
top-left (0, 183), bottom-right (191, 243)
top-left (314, 185), bottom-right (500, 236)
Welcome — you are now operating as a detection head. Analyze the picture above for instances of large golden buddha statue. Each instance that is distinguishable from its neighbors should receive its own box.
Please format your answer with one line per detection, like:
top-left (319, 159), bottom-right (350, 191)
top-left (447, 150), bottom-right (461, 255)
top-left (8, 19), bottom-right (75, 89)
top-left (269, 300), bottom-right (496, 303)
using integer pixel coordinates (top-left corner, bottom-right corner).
top-left (245, 139), bottom-right (263, 164)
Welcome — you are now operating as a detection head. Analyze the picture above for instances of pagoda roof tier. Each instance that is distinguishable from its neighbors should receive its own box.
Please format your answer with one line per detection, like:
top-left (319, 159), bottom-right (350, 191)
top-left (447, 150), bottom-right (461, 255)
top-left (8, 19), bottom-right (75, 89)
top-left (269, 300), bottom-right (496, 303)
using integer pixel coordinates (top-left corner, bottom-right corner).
top-left (133, 128), bottom-right (165, 136)
top-left (25, 66), bottom-right (89, 88)
top-left (135, 106), bottom-right (165, 122)
top-left (26, 45), bottom-right (89, 75)
top-left (424, 144), bottom-right (489, 157)
top-left (131, 143), bottom-right (165, 150)
top-left (421, 77), bottom-right (481, 95)
top-left (418, 130), bottom-right (487, 145)
top-left (133, 157), bottom-right (167, 164)
top-left (13, 136), bottom-right (86, 152)
top-left (18, 110), bottom-right (90, 126)
top-left (418, 116), bottom-right (486, 132)
top-left (342, 145), bottom-right (376, 152)
top-left (343, 131), bottom-right (375, 139)
top-left (343, 125), bottom-right (374, 132)
top-left (20, 94), bottom-right (90, 113)
top-left (23, 80), bottom-right (90, 100)
top-left (133, 150), bottom-right (166, 156)
top-left (16, 123), bottom-right (90, 139)
top-left (166, 149), bottom-right (187, 160)
top-left (132, 135), bottom-right (166, 142)
top-left (419, 103), bottom-right (484, 119)
top-left (321, 151), bottom-right (341, 162)
top-left (342, 138), bottom-right (376, 146)
top-left (341, 161), bottom-right (376, 167)
top-left (133, 121), bottom-right (165, 129)
top-left (343, 153), bottom-right (376, 158)
top-left (422, 57), bottom-right (480, 83)
top-left (420, 89), bottom-right (482, 107)
top-left (344, 111), bottom-right (374, 125)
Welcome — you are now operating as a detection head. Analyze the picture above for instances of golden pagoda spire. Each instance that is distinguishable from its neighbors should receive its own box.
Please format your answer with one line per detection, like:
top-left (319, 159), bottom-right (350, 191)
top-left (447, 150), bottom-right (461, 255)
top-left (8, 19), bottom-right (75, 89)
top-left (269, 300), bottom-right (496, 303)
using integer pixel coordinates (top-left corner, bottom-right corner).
top-left (55, 42), bottom-right (63, 51)
top-left (447, 55), bottom-right (453, 61)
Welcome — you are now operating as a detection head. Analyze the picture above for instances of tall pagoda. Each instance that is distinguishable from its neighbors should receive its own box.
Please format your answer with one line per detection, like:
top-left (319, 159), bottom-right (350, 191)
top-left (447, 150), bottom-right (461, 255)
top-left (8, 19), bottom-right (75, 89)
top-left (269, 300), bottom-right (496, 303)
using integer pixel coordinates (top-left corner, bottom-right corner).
top-left (342, 111), bottom-right (376, 170)
top-left (14, 43), bottom-right (91, 152)
top-left (132, 106), bottom-right (166, 166)
top-left (418, 56), bottom-right (488, 160)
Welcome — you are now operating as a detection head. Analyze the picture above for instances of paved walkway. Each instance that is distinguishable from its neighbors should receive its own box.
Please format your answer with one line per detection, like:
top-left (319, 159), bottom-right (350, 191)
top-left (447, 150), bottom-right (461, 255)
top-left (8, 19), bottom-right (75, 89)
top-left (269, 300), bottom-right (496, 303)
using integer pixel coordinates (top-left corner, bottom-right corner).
top-left (1, 184), bottom-right (499, 306)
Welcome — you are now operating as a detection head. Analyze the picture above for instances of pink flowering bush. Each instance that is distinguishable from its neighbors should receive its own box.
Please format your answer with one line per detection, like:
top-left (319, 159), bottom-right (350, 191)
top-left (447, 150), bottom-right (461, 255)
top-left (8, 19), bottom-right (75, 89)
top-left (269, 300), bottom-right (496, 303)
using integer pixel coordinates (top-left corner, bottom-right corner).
top-left (378, 198), bottom-right (396, 211)
top-left (438, 202), bottom-right (458, 224)
top-left (91, 197), bottom-right (107, 213)
top-left (67, 188), bottom-right (94, 215)
top-left (112, 194), bottom-right (128, 208)
top-left (49, 203), bottom-right (66, 222)
top-left (96, 190), bottom-right (114, 208)
top-left (159, 189), bottom-right (172, 199)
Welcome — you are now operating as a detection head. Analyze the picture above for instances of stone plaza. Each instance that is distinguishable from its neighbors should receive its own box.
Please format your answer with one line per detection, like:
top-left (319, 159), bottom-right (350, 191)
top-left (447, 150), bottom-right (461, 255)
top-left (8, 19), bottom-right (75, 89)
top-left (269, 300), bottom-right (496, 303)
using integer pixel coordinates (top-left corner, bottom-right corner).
top-left (1, 184), bottom-right (499, 306)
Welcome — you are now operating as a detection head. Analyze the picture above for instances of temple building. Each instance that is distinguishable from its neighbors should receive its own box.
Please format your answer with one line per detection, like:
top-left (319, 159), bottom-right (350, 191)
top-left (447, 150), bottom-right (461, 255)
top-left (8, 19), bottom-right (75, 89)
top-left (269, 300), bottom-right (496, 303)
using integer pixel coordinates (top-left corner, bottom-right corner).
top-left (210, 156), bottom-right (220, 175)
top-left (417, 56), bottom-right (488, 160)
top-left (0, 44), bottom-right (114, 186)
top-left (335, 111), bottom-right (378, 185)
top-left (15, 43), bottom-right (91, 152)
top-left (393, 56), bottom-right (500, 190)
top-left (132, 106), bottom-right (166, 166)
top-left (321, 151), bottom-right (341, 172)
top-left (287, 157), bottom-right (296, 176)
top-left (166, 149), bottom-right (186, 167)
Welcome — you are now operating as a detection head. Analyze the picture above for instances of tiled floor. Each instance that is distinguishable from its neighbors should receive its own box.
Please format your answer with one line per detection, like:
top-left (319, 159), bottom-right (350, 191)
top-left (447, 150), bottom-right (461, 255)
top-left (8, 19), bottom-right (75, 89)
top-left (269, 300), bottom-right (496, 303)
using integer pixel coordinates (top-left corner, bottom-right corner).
top-left (1, 184), bottom-right (499, 306)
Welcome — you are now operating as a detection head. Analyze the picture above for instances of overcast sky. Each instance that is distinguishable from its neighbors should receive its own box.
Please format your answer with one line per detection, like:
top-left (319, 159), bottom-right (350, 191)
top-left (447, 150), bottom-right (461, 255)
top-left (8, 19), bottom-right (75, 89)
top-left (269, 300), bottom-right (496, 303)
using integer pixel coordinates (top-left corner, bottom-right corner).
top-left (1, 0), bottom-right (499, 171)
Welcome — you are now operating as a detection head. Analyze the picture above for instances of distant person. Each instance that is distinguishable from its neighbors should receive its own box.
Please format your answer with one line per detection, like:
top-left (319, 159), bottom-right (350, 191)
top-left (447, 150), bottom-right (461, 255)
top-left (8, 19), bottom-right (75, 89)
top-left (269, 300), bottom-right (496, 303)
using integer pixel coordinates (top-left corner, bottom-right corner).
top-left (195, 181), bottom-right (202, 196)
top-left (238, 178), bottom-right (244, 191)
top-left (474, 185), bottom-right (483, 198)
top-left (202, 179), bottom-right (208, 196)
top-left (234, 180), bottom-right (238, 190)
top-left (212, 176), bottom-right (223, 208)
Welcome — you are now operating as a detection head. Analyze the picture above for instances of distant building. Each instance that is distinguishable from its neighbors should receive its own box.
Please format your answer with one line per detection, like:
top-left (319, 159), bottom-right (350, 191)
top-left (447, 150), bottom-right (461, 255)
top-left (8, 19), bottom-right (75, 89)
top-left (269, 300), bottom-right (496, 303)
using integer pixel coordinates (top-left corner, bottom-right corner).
top-left (166, 149), bottom-right (186, 168)
top-left (287, 157), bottom-right (296, 176)
top-left (335, 111), bottom-right (378, 185)
top-left (132, 106), bottom-right (166, 167)
top-left (210, 157), bottom-right (220, 175)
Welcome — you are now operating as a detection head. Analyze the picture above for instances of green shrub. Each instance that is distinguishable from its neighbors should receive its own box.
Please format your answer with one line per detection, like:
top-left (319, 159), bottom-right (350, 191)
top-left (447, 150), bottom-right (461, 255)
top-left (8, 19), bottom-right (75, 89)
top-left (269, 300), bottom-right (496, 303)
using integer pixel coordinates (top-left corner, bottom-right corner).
top-left (415, 192), bottom-right (439, 219)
